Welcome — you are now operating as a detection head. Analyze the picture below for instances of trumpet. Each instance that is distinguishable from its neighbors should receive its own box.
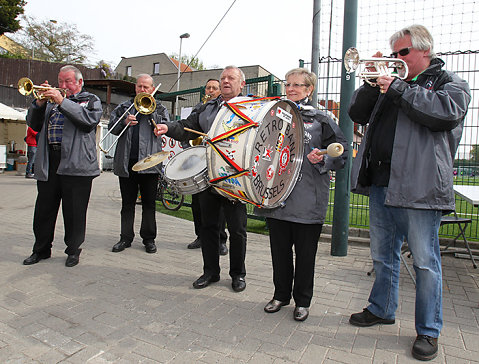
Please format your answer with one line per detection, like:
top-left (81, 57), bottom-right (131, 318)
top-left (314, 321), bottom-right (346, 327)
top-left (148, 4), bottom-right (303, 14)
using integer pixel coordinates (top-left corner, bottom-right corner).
top-left (99, 84), bottom-right (161, 154)
top-left (18, 77), bottom-right (67, 100)
top-left (201, 93), bottom-right (212, 103)
top-left (344, 47), bottom-right (408, 88)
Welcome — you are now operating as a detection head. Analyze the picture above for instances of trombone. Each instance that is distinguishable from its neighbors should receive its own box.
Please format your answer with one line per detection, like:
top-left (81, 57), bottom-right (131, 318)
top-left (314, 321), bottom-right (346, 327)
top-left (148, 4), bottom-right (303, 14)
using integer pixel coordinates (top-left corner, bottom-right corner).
top-left (344, 47), bottom-right (409, 88)
top-left (99, 83), bottom-right (161, 154)
top-left (18, 77), bottom-right (67, 100)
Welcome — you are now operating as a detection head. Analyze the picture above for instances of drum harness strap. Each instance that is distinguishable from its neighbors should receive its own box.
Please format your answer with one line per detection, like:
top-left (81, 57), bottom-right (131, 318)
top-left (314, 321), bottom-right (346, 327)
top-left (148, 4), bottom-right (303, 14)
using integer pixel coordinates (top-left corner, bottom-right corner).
top-left (206, 97), bottom-right (280, 207)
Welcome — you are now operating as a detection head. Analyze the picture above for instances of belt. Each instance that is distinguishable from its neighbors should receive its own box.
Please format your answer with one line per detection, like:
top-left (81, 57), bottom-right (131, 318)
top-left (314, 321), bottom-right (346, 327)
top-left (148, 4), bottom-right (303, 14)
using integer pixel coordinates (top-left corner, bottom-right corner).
top-left (49, 144), bottom-right (61, 151)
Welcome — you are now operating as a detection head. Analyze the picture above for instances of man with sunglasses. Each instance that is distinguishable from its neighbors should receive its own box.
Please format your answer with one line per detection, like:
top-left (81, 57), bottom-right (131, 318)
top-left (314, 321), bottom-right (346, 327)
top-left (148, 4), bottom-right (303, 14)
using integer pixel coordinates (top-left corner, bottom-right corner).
top-left (348, 25), bottom-right (471, 361)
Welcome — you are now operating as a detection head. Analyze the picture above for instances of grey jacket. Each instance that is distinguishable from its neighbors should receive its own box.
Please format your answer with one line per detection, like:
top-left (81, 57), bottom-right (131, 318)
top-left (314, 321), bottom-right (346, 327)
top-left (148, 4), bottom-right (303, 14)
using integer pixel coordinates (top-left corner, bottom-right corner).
top-left (349, 58), bottom-right (471, 210)
top-left (255, 101), bottom-right (348, 224)
top-left (109, 99), bottom-right (170, 177)
top-left (26, 90), bottom-right (102, 181)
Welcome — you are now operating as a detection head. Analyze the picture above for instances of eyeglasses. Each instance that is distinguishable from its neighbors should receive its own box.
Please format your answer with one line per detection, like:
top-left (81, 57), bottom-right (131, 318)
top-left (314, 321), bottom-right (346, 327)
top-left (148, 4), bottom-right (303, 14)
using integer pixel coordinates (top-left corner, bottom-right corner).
top-left (391, 47), bottom-right (412, 58)
top-left (284, 83), bottom-right (308, 88)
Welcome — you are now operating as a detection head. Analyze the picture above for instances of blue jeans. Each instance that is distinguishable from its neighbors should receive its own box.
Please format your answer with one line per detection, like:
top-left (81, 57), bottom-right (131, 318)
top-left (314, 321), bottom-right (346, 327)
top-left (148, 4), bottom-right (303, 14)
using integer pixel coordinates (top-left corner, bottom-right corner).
top-left (367, 185), bottom-right (443, 338)
top-left (26, 146), bottom-right (37, 175)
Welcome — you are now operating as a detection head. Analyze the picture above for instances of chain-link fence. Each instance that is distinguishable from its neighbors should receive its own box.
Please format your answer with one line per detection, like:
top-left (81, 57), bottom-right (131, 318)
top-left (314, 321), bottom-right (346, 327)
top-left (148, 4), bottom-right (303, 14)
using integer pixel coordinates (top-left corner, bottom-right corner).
top-left (316, 50), bottom-right (479, 241)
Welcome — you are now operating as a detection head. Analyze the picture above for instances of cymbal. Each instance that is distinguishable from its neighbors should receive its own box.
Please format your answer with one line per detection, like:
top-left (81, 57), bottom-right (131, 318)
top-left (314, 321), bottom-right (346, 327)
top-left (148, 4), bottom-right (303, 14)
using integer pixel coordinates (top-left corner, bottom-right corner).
top-left (132, 151), bottom-right (170, 171)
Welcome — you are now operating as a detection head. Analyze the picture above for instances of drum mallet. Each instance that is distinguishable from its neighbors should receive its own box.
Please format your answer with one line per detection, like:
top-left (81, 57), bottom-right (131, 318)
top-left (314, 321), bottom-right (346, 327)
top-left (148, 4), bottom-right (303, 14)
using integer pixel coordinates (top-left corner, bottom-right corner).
top-left (315, 142), bottom-right (344, 157)
top-left (184, 127), bottom-right (209, 137)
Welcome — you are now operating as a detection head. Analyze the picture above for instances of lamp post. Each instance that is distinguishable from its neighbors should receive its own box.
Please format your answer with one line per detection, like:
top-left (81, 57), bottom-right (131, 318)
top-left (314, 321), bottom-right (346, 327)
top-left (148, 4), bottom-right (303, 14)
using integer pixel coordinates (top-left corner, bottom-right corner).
top-left (175, 32), bottom-right (190, 118)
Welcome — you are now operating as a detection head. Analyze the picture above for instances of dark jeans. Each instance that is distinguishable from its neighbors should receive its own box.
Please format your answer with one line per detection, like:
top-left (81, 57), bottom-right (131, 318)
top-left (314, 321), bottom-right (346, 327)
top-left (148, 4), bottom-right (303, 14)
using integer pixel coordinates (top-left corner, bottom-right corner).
top-left (267, 218), bottom-right (322, 307)
top-left (26, 145), bottom-right (37, 175)
top-left (198, 189), bottom-right (247, 278)
top-left (118, 163), bottom-right (158, 244)
top-left (32, 148), bottom-right (93, 256)
top-left (192, 192), bottom-right (227, 244)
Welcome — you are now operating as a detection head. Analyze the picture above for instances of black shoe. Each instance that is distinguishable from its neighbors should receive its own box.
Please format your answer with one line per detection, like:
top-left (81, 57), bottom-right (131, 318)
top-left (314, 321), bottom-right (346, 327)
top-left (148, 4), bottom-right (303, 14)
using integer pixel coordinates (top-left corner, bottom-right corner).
top-left (65, 251), bottom-right (81, 267)
top-left (219, 242), bottom-right (228, 256)
top-left (193, 274), bottom-right (220, 289)
top-left (232, 276), bottom-right (246, 292)
top-left (294, 307), bottom-right (309, 321)
top-left (23, 252), bottom-right (50, 265)
top-left (144, 242), bottom-right (157, 254)
top-left (349, 308), bottom-right (395, 327)
top-left (264, 299), bottom-right (290, 313)
top-left (412, 335), bottom-right (438, 361)
top-left (187, 238), bottom-right (201, 249)
top-left (112, 240), bottom-right (131, 252)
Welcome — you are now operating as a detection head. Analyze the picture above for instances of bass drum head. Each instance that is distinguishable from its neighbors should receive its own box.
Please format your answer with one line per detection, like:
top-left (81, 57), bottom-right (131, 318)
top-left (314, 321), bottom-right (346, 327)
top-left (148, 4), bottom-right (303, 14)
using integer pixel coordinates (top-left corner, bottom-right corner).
top-left (164, 146), bottom-right (207, 181)
top-left (248, 99), bottom-right (304, 208)
top-left (206, 98), bottom-right (304, 208)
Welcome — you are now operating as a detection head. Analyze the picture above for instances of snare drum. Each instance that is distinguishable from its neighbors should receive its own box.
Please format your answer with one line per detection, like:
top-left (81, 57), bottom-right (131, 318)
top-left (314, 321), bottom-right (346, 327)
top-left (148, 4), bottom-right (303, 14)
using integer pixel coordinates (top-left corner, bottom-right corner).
top-left (206, 97), bottom-right (304, 208)
top-left (164, 146), bottom-right (209, 195)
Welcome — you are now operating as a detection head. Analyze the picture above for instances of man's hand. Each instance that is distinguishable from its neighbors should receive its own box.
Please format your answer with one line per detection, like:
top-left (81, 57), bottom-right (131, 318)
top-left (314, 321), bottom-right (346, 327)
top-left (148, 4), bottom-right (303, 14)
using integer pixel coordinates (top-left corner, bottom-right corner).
top-left (154, 123), bottom-right (168, 137)
top-left (307, 148), bottom-right (324, 164)
top-left (377, 75), bottom-right (395, 94)
top-left (365, 51), bottom-right (383, 72)
top-left (125, 114), bottom-right (138, 126)
top-left (42, 88), bottom-right (65, 105)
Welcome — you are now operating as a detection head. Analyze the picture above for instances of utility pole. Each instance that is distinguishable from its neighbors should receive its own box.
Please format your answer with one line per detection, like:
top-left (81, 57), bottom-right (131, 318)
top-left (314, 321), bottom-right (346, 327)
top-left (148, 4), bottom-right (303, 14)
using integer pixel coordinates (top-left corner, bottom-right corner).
top-left (331, 0), bottom-right (358, 256)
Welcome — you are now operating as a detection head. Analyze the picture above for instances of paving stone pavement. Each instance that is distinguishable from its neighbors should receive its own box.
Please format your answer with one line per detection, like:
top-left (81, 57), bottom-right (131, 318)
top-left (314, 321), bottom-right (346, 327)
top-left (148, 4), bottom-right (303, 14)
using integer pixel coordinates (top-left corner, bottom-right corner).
top-left (0, 171), bottom-right (478, 364)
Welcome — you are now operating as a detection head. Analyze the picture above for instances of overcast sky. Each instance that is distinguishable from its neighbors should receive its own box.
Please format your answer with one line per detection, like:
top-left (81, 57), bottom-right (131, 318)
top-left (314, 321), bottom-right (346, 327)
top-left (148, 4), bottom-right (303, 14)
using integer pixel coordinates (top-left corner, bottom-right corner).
top-left (20, 0), bottom-right (479, 79)
top-left (22, 0), bottom-right (317, 78)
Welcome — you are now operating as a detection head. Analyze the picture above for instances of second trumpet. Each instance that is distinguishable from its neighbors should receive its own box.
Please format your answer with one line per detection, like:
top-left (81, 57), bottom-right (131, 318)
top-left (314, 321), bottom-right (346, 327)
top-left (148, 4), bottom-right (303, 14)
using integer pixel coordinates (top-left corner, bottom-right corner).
top-left (18, 77), bottom-right (67, 100)
top-left (343, 47), bottom-right (408, 87)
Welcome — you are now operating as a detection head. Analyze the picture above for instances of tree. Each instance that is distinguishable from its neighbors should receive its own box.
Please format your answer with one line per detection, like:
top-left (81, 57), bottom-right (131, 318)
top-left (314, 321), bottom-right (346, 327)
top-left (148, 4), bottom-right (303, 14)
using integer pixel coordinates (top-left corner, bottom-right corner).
top-left (12, 16), bottom-right (94, 64)
top-left (95, 60), bottom-right (115, 79)
top-left (469, 144), bottom-right (479, 163)
top-left (0, 0), bottom-right (26, 35)
top-left (169, 53), bottom-right (206, 71)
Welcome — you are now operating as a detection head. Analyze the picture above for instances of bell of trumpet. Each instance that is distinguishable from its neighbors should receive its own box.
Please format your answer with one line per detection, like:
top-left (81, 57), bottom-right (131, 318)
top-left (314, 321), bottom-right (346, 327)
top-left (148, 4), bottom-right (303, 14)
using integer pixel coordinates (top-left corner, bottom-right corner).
top-left (18, 77), bottom-right (34, 96)
top-left (343, 47), bottom-right (408, 87)
top-left (18, 77), bottom-right (67, 100)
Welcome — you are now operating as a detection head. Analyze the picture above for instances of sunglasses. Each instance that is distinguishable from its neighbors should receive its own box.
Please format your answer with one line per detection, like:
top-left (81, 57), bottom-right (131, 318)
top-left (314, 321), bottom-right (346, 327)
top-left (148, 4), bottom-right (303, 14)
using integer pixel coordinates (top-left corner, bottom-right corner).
top-left (391, 47), bottom-right (412, 58)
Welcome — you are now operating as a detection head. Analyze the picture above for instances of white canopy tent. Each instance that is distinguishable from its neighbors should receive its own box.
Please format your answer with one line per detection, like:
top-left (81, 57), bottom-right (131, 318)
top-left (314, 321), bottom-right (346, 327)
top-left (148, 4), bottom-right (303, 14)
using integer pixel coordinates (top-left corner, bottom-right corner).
top-left (0, 102), bottom-right (27, 121)
top-left (0, 103), bottom-right (28, 170)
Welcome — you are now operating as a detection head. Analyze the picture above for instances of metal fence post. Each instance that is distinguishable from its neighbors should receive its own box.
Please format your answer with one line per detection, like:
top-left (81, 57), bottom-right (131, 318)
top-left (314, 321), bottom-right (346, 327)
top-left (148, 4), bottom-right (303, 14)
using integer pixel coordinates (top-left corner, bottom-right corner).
top-left (331, 0), bottom-right (358, 256)
top-left (311, 0), bottom-right (321, 108)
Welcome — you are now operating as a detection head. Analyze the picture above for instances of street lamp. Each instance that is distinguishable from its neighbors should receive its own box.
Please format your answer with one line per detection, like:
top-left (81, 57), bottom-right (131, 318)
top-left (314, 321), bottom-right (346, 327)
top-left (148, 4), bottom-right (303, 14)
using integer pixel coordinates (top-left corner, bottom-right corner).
top-left (175, 32), bottom-right (190, 118)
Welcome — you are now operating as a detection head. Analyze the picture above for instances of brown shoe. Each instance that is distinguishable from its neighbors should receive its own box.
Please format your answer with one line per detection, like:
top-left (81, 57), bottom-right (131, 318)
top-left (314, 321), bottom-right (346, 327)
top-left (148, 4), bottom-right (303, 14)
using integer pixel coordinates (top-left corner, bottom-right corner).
top-left (294, 307), bottom-right (309, 321)
top-left (264, 299), bottom-right (290, 313)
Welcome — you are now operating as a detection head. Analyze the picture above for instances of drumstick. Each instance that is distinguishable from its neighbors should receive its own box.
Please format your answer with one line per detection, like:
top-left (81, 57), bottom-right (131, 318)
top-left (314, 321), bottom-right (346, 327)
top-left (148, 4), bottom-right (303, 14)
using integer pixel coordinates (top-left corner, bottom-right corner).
top-left (184, 127), bottom-right (208, 137)
top-left (315, 142), bottom-right (344, 157)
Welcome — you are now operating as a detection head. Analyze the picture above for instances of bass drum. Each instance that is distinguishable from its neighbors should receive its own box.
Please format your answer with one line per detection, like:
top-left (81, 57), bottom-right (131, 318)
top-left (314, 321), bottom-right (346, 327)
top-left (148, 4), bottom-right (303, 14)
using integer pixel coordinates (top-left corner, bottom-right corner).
top-left (164, 146), bottom-right (209, 195)
top-left (206, 97), bottom-right (304, 208)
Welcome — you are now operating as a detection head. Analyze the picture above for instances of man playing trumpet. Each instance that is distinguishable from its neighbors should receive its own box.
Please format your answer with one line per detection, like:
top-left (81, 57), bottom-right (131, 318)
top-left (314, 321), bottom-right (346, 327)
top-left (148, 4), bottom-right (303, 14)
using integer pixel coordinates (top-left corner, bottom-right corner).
top-left (348, 25), bottom-right (471, 361)
top-left (23, 65), bottom-right (102, 267)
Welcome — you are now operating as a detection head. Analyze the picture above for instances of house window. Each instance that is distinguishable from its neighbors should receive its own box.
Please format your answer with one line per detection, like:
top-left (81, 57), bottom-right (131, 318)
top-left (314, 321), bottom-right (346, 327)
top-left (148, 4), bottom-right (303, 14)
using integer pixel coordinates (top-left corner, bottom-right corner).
top-left (126, 66), bottom-right (132, 77)
top-left (153, 63), bottom-right (160, 75)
